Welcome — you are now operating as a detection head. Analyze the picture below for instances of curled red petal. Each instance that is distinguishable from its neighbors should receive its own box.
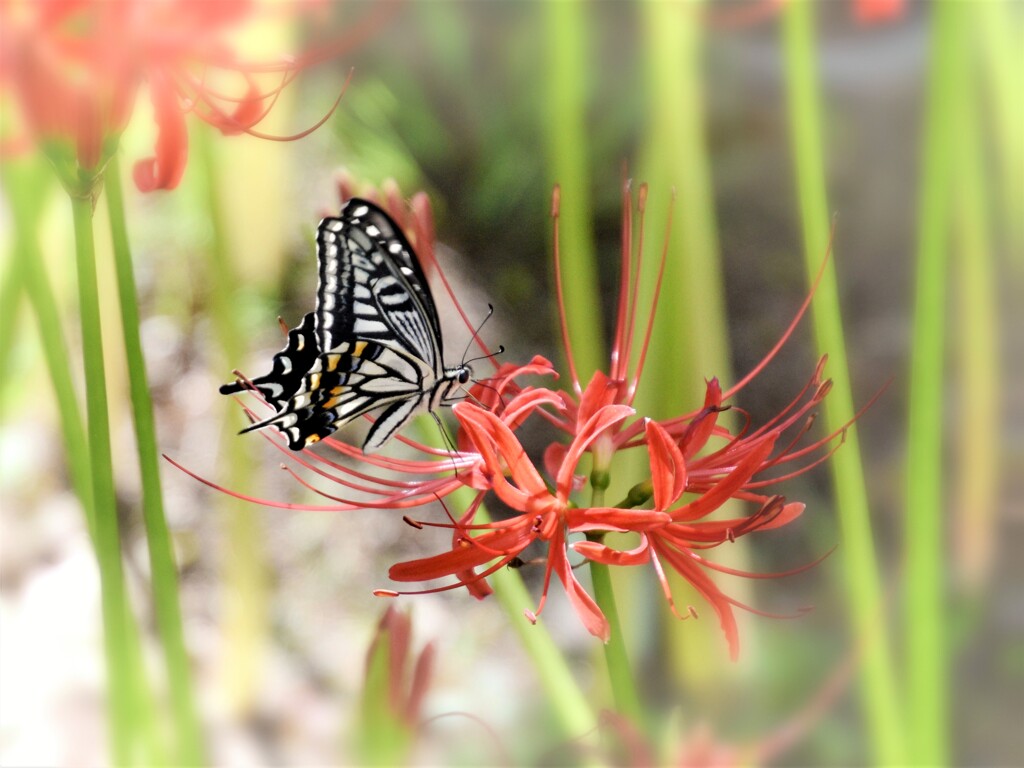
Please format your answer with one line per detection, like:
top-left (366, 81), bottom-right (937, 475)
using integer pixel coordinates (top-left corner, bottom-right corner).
top-left (573, 538), bottom-right (651, 567)
top-left (551, 530), bottom-right (609, 641)
top-left (134, 74), bottom-right (188, 191)
top-left (388, 524), bottom-right (530, 583)
top-left (576, 370), bottom-right (617, 426)
top-left (672, 435), bottom-right (777, 522)
top-left (455, 402), bottom-right (549, 502)
top-left (645, 419), bottom-right (688, 509)
top-left (556, 404), bottom-right (634, 495)
top-left (209, 76), bottom-right (265, 135)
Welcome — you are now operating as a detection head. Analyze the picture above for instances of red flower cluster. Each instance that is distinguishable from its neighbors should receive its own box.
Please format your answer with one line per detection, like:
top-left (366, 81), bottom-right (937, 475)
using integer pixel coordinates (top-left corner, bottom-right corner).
top-left (198, 180), bottom-right (851, 660)
top-left (0, 0), bottom-right (369, 193)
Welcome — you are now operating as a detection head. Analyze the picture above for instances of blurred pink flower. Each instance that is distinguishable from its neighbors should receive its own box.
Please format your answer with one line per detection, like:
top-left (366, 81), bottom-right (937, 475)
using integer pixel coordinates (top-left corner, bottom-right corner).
top-left (0, 0), bottom-right (365, 192)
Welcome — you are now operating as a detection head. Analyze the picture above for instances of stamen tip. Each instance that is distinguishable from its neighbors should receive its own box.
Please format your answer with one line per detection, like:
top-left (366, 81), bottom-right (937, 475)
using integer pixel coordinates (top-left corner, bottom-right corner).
top-left (373, 589), bottom-right (400, 598)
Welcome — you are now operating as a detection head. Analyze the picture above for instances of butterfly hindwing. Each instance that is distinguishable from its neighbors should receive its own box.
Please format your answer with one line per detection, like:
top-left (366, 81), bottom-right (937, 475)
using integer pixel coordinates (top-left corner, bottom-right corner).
top-left (218, 312), bottom-right (317, 411)
top-left (241, 317), bottom-right (436, 449)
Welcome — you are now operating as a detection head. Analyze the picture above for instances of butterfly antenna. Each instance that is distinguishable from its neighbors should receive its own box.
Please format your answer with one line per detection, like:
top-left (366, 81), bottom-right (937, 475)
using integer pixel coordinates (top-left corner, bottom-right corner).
top-left (463, 345), bottom-right (505, 368)
top-left (461, 304), bottom-right (498, 366)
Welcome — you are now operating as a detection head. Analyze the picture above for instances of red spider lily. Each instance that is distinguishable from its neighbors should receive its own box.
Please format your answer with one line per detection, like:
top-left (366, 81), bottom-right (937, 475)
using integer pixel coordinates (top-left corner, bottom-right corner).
top-left (387, 401), bottom-right (670, 641)
top-left (0, 0), bottom-right (369, 193)
top-left (574, 416), bottom-right (828, 661)
top-left (536, 180), bottom-right (855, 656)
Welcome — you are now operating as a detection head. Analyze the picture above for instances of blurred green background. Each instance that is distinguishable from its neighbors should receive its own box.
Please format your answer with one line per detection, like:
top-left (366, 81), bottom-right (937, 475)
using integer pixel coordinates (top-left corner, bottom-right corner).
top-left (1, 1), bottom-right (1020, 765)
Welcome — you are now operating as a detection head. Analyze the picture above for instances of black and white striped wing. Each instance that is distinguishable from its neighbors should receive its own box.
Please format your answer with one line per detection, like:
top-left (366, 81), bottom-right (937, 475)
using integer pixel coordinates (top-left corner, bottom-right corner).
top-left (316, 199), bottom-right (443, 372)
top-left (218, 312), bottom-right (318, 410)
top-left (237, 199), bottom-right (446, 451)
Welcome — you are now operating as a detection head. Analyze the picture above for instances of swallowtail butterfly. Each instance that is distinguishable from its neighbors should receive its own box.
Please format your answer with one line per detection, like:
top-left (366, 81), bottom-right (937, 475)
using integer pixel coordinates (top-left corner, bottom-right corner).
top-left (220, 198), bottom-right (472, 452)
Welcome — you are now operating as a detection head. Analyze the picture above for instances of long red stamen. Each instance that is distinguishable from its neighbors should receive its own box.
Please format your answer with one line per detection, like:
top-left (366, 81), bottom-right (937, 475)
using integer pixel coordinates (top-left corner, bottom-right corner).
top-left (610, 176), bottom-right (633, 381)
top-left (551, 185), bottom-right (582, 395)
top-left (621, 182), bottom-right (647, 388)
top-left (628, 187), bottom-right (672, 404)
top-left (723, 220), bottom-right (836, 401)
top-left (194, 68), bottom-right (351, 141)
top-left (164, 454), bottom-right (355, 511)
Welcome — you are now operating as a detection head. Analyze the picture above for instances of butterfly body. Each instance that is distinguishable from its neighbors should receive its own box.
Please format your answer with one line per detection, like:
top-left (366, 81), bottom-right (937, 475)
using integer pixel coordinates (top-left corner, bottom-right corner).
top-left (220, 198), bottom-right (471, 452)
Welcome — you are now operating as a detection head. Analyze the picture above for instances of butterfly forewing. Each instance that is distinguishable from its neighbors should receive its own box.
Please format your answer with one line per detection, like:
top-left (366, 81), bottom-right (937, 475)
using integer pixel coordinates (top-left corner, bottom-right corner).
top-left (317, 203), bottom-right (441, 370)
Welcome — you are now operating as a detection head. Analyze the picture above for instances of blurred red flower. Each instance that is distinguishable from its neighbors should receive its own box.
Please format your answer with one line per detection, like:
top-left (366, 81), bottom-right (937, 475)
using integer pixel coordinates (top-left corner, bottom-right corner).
top-left (0, 0), bottom-right (360, 192)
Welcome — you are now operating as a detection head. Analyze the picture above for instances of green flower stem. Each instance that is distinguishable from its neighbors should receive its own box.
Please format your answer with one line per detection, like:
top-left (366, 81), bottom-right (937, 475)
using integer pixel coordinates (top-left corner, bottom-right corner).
top-left (781, 3), bottom-right (905, 763)
top-left (979, 0), bottom-right (1024, 257)
top-left (953, 41), bottom-right (1000, 594)
top-left (542, 0), bottom-right (604, 383)
top-left (586, 536), bottom-right (643, 726)
top-left (70, 189), bottom-right (134, 765)
top-left (639, 0), bottom-right (729, 407)
top-left (197, 126), bottom-right (269, 712)
top-left (906, 4), bottom-right (967, 763)
top-left (0, 242), bottom-right (24, 386)
top-left (486, 552), bottom-right (598, 742)
top-left (413, 445), bottom-right (597, 740)
top-left (105, 157), bottom-right (205, 765)
top-left (4, 159), bottom-right (95, 542)
top-left (585, 484), bottom-right (643, 726)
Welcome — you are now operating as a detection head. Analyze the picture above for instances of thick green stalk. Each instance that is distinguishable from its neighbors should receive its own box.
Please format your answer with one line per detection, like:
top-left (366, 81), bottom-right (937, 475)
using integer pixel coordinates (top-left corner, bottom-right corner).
top-left (585, 482), bottom-right (643, 726)
top-left (586, 541), bottom-right (643, 726)
top-left (906, 2), bottom-right (967, 764)
top-left (488, 558), bottom-right (599, 741)
top-left (979, 0), bottom-right (1024, 257)
top-left (105, 157), bottom-right (205, 765)
top-left (70, 190), bottom-right (134, 765)
top-left (4, 160), bottom-right (96, 541)
top-left (196, 127), bottom-right (269, 713)
top-left (781, 2), bottom-right (905, 763)
top-left (406, 432), bottom-right (597, 740)
top-left (638, 0), bottom-right (729, 408)
top-left (953, 36), bottom-right (1000, 594)
top-left (638, 0), bottom-right (746, 687)
top-left (0, 246), bottom-right (24, 386)
top-left (542, 0), bottom-right (605, 384)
